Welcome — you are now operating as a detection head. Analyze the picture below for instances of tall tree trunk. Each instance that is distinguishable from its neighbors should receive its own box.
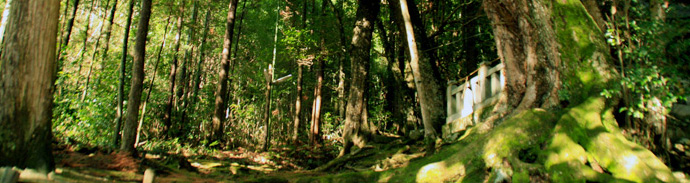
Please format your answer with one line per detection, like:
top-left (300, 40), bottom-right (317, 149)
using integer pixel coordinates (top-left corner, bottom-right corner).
top-left (399, 0), bottom-right (445, 153)
top-left (261, 69), bottom-right (273, 151)
top-left (136, 17), bottom-right (172, 147)
top-left (75, 0), bottom-right (97, 87)
top-left (309, 58), bottom-right (324, 145)
top-left (377, 18), bottom-right (406, 135)
top-left (179, 1), bottom-right (199, 135)
top-left (120, 0), bottom-right (152, 154)
top-left (308, 0), bottom-right (328, 145)
top-left (324, 0), bottom-right (348, 119)
top-left (100, 0), bottom-right (117, 67)
top-left (293, 65), bottom-right (303, 143)
top-left (0, 0), bottom-right (60, 174)
top-left (212, 0), bottom-right (239, 142)
top-left (191, 7), bottom-right (212, 110)
top-left (56, 0), bottom-right (80, 65)
top-left (113, 0), bottom-right (135, 148)
top-left (339, 0), bottom-right (380, 157)
top-left (226, 0), bottom-right (248, 130)
top-left (164, 12), bottom-right (184, 136)
top-left (81, 0), bottom-right (111, 102)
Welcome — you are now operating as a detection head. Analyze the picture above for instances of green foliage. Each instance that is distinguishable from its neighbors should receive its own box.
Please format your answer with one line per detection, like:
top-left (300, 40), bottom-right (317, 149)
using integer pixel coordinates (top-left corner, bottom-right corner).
top-left (600, 2), bottom-right (689, 119)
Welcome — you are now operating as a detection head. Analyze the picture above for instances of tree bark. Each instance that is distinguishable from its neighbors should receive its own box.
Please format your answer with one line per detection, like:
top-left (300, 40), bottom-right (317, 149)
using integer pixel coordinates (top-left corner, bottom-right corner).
top-left (399, 0), bottom-right (445, 153)
top-left (483, 0), bottom-right (562, 112)
top-left (0, 0), bottom-right (60, 174)
top-left (212, 0), bottom-right (239, 142)
top-left (164, 11), bottom-right (184, 136)
top-left (113, 0), bottom-right (135, 148)
top-left (120, 0), bottom-right (152, 154)
top-left (339, 0), bottom-right (380, 157)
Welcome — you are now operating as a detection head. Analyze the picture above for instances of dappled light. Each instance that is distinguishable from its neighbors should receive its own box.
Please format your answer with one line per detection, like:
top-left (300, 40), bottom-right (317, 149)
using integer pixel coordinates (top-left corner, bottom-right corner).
top-left (0, 0), bottom-right (688, 182)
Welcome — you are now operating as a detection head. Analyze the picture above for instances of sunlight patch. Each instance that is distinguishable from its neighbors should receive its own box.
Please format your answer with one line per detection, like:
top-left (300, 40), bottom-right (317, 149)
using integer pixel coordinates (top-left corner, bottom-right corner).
top-left (416, 162), bottom-right (448, 183)
top-left (622, 154), bottom-right (639, 173)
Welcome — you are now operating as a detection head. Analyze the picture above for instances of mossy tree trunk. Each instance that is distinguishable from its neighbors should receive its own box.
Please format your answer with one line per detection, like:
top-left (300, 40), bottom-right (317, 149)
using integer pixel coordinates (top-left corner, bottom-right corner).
top-left (0, 0), bottom-right (60, 174)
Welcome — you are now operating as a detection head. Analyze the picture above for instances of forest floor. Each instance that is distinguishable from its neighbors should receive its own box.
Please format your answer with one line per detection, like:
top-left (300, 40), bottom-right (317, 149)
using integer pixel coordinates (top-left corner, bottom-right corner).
top-left (48, 135), bottom-right (426, 183)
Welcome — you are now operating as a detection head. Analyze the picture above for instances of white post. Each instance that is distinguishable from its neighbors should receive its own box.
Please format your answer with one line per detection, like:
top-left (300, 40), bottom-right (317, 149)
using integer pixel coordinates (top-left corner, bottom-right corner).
top-left (491, 72), bottom-right (500, 97)
top-left (455, 86), bottom-right (463, 118)
top-left (446, 81), bottom-right (453, 119)
top-left (478, 62), bottom-right (488, 103)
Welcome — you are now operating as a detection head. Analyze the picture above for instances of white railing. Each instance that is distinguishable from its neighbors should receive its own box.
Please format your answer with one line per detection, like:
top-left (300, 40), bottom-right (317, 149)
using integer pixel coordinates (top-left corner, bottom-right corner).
top-left (446, 62), bottom-right (505, 125)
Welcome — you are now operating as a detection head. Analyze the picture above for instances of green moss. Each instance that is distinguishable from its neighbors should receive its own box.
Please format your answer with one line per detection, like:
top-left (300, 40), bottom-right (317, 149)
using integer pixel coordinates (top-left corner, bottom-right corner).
top-left (552, 0), bottom-right (617, 104)
top-left (546, 97), bottom-right (677, 183)
top-left (512, 170), bottom-right (530, 183)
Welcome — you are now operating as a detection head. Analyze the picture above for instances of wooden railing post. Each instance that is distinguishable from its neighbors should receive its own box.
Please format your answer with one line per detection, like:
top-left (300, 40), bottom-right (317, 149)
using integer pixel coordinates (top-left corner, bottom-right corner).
top-left (446, 81), bottom-right (453, 120)
top-left (491, 72), bottom-right (500, 97)
top-left (477, 62), bottom-right (489, 104)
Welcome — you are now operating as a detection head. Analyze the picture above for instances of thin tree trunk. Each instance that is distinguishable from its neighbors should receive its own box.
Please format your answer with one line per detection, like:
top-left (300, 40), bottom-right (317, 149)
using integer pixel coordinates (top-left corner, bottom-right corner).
top-left (262, 68), bottom-right (273, 151)
top-left (120, 0), bottom-right (152, 154)
top-left (308, 0), bottom-right (328, 145)
top-left (226, 0), bottom-right (248, 129)
top-left (376, 18), bottom-right (407, 135)
top-left (191, 7), bottom-right (212, 109)
top-left (75, 0), bottom-right (97, 87)
top-left (164, 12), bottom-right (184, 136)
top-left (309, 50), bottom-right (324, 145)
top-left (136, 17), bottom-right (172, 147)
top-left (292, 66), bottom-right (303, 143)
top-left (339, 0), bottom-right (380, 157)
top-left (179, 1), bottom-right (199, 134)
top-left (263, 1), bottom-right (280, 151)
top-left (81, 0), bottom-right (111, 102)
top-left (212, 0), bottom-right (240, 142)
top-left (399, 0), bottom-right (446, 154)
top-left (56, 0), bottom-right (80, 66)
top-left (113, 0), bottom-right (135, 148)
top-left (0, 0), bottom-right (60, 174)
top-left (100, 0), bottom-right (117, 66)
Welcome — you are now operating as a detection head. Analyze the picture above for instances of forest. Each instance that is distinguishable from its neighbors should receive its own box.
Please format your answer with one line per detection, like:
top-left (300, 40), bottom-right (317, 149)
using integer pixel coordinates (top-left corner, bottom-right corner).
top-left (1, 0), bottom-right (689, 182)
